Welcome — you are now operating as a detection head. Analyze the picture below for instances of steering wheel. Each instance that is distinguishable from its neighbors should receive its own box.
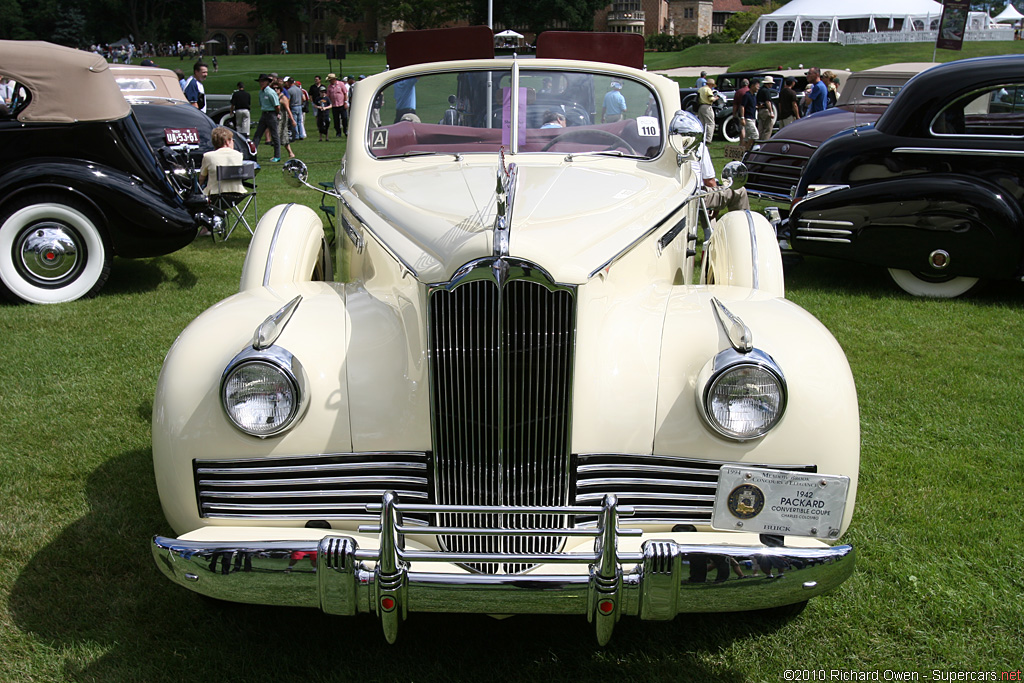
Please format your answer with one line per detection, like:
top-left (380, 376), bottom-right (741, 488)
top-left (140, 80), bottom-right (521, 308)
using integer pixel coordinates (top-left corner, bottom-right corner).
top-left (541, 128), bottom-right (637, 154)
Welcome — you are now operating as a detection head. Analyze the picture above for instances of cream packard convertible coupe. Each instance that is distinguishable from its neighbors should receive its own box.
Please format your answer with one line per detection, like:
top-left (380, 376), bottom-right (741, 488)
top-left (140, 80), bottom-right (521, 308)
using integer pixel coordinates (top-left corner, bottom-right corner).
top-left (151, 28), bottom-right (859, 643)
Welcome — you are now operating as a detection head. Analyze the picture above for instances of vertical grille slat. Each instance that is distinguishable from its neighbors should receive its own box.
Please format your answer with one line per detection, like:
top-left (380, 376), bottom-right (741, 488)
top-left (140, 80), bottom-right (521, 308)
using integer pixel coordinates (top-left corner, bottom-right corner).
top-left (430, 263), bottom-right (576, 574)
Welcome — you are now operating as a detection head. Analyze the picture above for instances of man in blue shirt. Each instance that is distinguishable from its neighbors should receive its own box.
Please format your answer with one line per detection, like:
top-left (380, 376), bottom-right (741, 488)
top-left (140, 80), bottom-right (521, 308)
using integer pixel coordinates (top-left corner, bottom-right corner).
top-left (252, 74), bottom-right (281, 162)
top-left (601, 81), bottom-right (627, 123)
top-left (393, 77), bottom-right (418, 123)
top-left (806, 67), bottom-right (827, 115)
top-left (182, 61), bottom-right (208, 113)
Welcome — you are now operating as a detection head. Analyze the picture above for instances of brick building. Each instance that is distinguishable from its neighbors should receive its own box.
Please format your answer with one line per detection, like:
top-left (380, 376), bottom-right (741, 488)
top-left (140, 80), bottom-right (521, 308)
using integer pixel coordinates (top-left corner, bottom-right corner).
top-left (595, 0), bottom-right (746, 38)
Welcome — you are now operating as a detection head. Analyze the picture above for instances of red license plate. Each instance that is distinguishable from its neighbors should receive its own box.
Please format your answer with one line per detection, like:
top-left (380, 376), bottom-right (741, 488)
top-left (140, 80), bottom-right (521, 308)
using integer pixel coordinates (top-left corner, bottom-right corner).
top-left (164, 127), bottom-right (200, 145)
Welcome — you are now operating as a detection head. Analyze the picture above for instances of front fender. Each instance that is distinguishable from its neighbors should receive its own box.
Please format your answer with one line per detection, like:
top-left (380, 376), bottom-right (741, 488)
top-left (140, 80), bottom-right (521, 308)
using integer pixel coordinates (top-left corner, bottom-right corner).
top-left (240, 204), bottom-right (326, 291)
top-left (153, 282), bottom-right (353, 534)
top-left (790, 174), bottom-right (1024, 278)
top-left (702, 210), bottom-right (785, 297)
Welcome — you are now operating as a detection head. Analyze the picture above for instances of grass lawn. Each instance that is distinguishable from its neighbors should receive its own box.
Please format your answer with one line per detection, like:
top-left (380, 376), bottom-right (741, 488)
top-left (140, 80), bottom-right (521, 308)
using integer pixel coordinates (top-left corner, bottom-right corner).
top-left (1, 45), bottom-right (1022, 682)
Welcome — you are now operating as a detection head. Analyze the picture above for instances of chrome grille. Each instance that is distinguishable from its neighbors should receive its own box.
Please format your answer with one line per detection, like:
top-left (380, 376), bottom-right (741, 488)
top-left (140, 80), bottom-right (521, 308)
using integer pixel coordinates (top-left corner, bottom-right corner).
top-left (743, 139), bottom-right (818, 198)
top-left (575, 454), bottom-right (816, 526)
top-left (429, 263), bottom-right (576, 574)
top-left (195, 452), bottom-right (431, 524)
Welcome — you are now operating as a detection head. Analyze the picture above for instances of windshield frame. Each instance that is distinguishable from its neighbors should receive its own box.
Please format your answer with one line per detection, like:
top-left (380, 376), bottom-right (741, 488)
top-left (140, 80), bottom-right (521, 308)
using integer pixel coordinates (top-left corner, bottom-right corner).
top-left (365, 61), bottom-right (667, 161)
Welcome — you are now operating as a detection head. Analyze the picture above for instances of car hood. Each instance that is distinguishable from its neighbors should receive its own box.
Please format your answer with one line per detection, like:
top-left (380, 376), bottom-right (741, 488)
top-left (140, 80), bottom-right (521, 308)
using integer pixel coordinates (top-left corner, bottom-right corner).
top-left (769, 105), bottom-right (885, 147)
top-left (352, 158), bottom-right (687, 284)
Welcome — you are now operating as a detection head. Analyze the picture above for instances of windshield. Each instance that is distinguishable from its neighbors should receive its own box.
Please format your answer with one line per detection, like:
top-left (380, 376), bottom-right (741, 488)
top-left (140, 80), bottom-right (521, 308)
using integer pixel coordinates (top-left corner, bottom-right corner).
top-left (368, 67), bottom-right (663, 159)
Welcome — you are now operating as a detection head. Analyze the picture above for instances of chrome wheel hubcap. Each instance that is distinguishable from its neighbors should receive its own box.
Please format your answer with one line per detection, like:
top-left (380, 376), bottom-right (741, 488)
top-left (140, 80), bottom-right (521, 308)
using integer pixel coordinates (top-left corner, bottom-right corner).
top-left (16, 223), bottom-right (83, 284)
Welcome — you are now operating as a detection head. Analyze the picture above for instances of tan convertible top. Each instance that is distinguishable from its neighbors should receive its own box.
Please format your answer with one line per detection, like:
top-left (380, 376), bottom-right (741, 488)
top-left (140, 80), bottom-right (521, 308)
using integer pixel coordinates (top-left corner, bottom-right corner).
top-left (109, 64), bottom-right (187, 102)
top-left (0, 40), bottom-right (131, 123)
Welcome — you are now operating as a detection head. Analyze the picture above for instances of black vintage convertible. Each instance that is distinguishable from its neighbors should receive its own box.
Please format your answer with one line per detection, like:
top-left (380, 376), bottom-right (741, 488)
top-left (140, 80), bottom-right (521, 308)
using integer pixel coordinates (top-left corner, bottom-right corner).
top-left (0, 41), bottom-right (210, 304)
top-left (789, 55), bottom-right (1024, 297)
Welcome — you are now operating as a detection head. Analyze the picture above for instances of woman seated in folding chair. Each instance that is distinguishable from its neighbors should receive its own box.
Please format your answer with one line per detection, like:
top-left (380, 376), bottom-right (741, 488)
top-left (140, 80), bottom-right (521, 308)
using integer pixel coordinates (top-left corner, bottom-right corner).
top-left (199, 126), bottom-right (252, 239)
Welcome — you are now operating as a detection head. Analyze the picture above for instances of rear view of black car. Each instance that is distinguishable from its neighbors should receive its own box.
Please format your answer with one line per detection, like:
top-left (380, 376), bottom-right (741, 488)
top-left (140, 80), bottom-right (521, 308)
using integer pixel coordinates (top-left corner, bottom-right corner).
top-left (0, 41), bottom-right (210, 304)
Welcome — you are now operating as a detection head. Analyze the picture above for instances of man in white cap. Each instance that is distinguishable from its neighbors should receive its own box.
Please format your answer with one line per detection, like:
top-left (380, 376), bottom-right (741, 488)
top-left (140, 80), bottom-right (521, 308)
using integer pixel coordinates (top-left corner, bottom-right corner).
top-left (601, 81), bottom-right (627, 123)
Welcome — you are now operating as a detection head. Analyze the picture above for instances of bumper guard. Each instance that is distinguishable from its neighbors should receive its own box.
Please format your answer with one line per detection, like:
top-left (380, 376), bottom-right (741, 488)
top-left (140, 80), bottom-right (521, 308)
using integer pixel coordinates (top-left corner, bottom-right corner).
top-left (153, 492), bottom-right (854, 644)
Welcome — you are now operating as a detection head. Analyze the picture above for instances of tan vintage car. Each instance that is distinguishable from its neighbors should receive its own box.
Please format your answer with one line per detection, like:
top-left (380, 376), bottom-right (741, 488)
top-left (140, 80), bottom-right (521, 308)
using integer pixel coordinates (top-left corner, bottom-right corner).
top-left (150, 28), bottom-right (859, 643)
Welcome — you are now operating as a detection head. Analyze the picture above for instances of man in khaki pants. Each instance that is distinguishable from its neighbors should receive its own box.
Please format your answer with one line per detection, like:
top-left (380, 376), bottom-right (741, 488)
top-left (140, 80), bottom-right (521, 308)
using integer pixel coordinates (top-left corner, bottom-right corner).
top-left (697, 78), bottom-right (719, 144)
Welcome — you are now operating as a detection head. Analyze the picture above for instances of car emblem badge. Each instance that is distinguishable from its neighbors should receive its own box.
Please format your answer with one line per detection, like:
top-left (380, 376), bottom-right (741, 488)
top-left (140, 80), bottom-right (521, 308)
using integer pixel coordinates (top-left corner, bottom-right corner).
top-left (781, 144), bottom-right (790, 154)
top-left (727, 484), bottom-right (765, 519)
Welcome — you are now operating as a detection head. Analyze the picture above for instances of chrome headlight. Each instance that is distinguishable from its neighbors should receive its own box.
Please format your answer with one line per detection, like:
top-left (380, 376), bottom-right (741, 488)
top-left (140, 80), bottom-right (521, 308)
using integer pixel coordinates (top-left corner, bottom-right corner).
top-left (221, 346), bottom-right (308, 437)
top-left (697, 348), bottom-right (787, 441)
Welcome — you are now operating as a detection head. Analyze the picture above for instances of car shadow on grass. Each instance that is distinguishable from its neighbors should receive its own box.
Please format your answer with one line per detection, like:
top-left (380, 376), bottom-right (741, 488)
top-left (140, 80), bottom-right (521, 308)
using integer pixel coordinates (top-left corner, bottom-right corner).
top-left (10, 448), bottom-right (800, 682)
top-left (102, 255), bottom-right (199, 296)
top-left (782, 253), bottom-right (1024, 303)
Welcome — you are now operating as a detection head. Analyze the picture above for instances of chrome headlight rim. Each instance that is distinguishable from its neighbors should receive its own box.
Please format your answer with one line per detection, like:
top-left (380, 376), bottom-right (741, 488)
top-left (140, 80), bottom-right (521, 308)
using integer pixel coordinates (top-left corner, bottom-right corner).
top-left (697, 347), bottom-right (787, 442)
top-left (220, 345), bottom-right (309, 438)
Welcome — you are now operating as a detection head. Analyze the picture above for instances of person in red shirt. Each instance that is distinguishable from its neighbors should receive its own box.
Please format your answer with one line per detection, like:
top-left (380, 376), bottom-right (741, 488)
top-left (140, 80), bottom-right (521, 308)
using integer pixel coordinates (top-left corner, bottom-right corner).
top-left (327, 73), bottom-right (349, 137)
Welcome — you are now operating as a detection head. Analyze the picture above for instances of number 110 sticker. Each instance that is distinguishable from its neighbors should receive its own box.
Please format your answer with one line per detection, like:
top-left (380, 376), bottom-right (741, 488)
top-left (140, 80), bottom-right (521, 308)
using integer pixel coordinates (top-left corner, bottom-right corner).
top-left (636, 116), bottom-right (660, 137)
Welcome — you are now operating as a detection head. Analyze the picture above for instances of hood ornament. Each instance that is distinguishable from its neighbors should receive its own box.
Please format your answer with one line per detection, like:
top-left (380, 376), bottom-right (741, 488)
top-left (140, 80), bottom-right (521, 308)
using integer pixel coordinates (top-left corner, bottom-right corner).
top-left (493, 147), bottom-right (518, 258)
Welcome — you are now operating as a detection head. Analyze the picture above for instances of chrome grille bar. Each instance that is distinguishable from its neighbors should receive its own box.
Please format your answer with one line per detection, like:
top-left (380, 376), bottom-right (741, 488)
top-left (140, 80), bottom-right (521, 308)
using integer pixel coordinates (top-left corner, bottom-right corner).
top-left (194, 452), bottom-right (431, 522)
top-left (574, 454), bottom-right (815, 526)
top-left (429, 261), bottom-right (576, 574)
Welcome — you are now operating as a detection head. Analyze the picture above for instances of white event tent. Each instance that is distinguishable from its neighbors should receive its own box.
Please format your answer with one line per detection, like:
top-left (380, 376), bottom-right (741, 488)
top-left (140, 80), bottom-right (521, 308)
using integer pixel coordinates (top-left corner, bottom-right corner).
top-left (739, 0), bottom-right (991, 43)
top-left (992, 4), bottom-right (1024, 23)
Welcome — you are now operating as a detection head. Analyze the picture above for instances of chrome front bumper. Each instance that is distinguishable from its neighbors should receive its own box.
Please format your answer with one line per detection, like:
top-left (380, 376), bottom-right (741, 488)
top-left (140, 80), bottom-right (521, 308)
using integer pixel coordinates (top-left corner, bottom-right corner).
top-left (152, 493), bottom-right (854, 644)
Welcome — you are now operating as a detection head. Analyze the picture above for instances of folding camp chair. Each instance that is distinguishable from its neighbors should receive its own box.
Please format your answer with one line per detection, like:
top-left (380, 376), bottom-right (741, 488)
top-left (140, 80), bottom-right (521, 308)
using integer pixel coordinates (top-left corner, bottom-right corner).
top-left (208, 160), bottom-right (258, 241)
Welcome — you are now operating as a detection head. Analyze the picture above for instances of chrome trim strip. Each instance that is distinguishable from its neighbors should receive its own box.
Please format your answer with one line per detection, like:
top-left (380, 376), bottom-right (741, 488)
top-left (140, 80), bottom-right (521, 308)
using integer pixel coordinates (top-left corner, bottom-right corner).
top-left (199, 477), bottom-right (429, 490)
top-left (263, 203), bottom-right (295, 287)
top-left (196, 461), bottom-right (428, 475)
top-left (340, 194), bottom-right (418, 278)
top-left (798, 236), bottom-right (852, 243)
top-left (589, 195), bottom-right (694, 278)
top-left (798, 219), bottom-right (853, 227)
top-left (198, 451), bottom-right (429, 465)
top-left (892, 147), bottom-right (1024, 156)
top-left (745, 210), bottom-right (759, 290)
top-left (797, 229), bottom-right (853, 236)
top-left (577, 491), bottom-right (716, 502)
top-left (340, 213), bottom-right (364, 251)
top-left (657, 216), bottom-right (687, 255)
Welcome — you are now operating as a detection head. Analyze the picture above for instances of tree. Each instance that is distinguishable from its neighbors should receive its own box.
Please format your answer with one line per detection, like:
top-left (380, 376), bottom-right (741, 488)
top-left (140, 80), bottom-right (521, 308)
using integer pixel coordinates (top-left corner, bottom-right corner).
top-left (721, 1), bottom-right (781, 41)
top-left (0, 0), bottom-right (29, 40)
top-left (469, 0), bottom-right (609, 35)
top-left (51, 5), bottom-right (89, 47)
top-left (371, 0), bottom-right (473, 30)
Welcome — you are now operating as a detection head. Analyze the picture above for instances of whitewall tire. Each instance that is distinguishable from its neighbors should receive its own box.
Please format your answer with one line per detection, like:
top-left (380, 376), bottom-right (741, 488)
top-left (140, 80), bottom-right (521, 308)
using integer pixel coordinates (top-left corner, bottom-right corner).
top-left (0, 198), bottom-right (111, 304)
top-left (721, 114), bottom-right (741, 143)
top-left (887, 268), bottom-right (980, 299)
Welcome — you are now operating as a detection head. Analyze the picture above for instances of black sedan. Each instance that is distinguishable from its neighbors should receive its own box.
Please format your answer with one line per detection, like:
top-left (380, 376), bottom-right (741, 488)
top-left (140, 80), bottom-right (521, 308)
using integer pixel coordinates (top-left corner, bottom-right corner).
top-left (789, 55), bottom-right (1024, 298)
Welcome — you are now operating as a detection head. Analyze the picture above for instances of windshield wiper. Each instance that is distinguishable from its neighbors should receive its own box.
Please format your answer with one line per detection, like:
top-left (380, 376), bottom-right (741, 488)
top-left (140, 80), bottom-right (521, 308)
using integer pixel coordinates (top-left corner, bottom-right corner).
top-left (564, 150), bottom-right (648, 161)
top-left (374, 150), bottom-right (437, 159)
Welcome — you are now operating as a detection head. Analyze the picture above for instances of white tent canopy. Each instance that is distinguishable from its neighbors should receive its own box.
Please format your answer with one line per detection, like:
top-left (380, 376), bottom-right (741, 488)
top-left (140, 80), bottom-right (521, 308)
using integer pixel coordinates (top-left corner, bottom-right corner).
top-left (739, 0), bottom-right (996, 43)
top-left (993, 4), bottom-right (1024, 22)
top-left (494, 30), bottom-right (524, 39)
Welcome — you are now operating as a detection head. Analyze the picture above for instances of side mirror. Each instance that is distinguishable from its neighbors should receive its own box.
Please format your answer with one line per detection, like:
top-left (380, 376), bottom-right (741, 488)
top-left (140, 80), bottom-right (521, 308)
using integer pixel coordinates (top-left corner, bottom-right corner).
top-left (721, 161), bottom-right (748, 191)
top-left (282, 158), bottom-right (308, 188)
top-left (668, 109), bottom-right (704, 154)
